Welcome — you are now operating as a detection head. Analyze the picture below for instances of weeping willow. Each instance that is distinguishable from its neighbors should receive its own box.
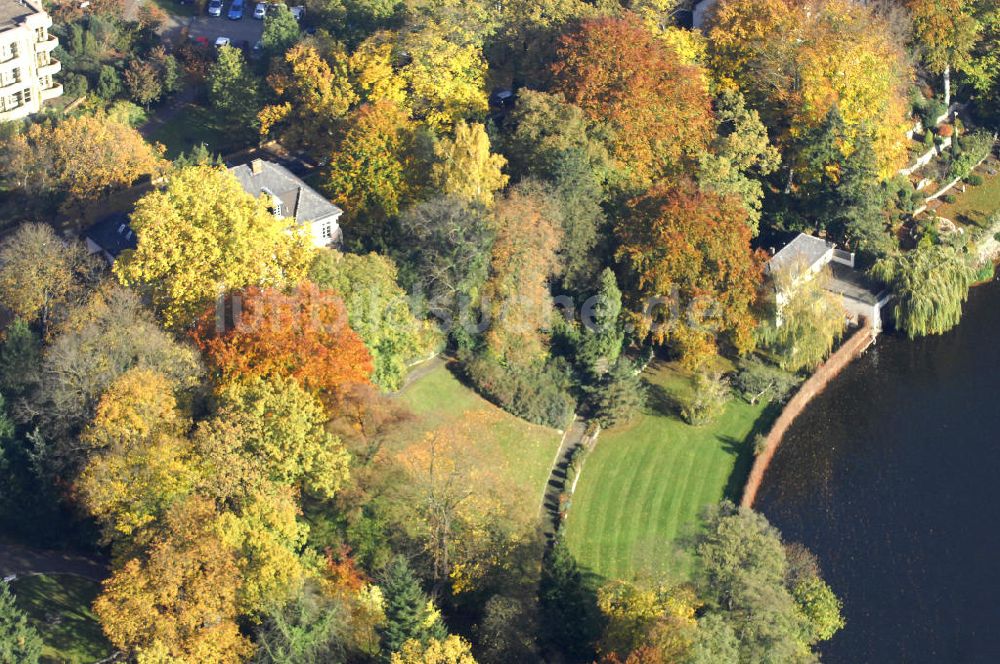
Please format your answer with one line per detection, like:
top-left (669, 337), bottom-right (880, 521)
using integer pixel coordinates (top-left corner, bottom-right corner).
top-left (870, 244), bottom-right (977, 338)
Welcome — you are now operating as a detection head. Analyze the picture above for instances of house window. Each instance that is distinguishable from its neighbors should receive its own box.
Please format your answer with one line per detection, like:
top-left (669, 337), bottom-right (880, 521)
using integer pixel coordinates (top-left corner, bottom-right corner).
top-left (321, 220), bottom-right (333, 239)
top-left (20, 88), bottom-right (31, 105)
top-left (35, 28), bottom-right (46, 42)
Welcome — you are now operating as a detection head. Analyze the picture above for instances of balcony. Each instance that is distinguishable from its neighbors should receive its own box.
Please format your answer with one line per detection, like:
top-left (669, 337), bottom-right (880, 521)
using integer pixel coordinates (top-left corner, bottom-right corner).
top-left (37, 58), bottom-right (60, 78)
top-left (34, 35), bottom-right (57, 53)
top-left (40, 82), bottom-right (62, 101)
top-left (0, 78), bottom-right (22, 95)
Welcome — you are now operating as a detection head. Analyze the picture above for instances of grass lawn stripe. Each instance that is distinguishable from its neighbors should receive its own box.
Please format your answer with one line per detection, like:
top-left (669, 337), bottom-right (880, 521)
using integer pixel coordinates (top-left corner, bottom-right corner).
top-left (616, 436), bottom-right (664, 577)
top-left (564, 361), bottom-right (771, 582)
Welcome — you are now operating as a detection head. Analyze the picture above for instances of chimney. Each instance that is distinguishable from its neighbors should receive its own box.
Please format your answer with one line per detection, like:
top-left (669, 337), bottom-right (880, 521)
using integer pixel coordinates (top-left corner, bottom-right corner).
top-left (251, 158), bottom-right (264, 175)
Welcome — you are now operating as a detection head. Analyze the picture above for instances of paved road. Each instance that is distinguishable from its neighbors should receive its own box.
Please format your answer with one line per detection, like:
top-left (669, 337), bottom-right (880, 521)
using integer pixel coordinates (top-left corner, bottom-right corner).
top-left (0, 543), bottom-right (107, 583)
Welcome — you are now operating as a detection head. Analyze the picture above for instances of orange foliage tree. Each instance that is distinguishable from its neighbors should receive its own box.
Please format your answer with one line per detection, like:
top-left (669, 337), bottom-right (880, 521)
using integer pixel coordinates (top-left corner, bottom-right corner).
top-left (551, 14), bottom-right (714, 188)
top-left (193, 282), bottom-right (373, 405)
top-left (615, 181), bottom-right (763, 367)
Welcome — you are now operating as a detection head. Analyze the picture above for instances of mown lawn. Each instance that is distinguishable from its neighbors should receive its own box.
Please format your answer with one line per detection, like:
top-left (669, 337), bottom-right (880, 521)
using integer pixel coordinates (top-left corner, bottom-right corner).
top-left (397, 361), bottom-right (564, 517)
top-left (934, 161), bottom-right (1000, 228)
top-left (144, 102), bottom-right (256, 159)
top-left (12, 574), bottom-right (113, 664)
top-left (563, 361), bottom-right (774, 583)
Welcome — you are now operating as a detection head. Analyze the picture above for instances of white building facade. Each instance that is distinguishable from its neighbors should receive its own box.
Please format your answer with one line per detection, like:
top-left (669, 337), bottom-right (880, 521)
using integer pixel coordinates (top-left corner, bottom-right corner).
top-left (0, 0), bottom-right (61, 122)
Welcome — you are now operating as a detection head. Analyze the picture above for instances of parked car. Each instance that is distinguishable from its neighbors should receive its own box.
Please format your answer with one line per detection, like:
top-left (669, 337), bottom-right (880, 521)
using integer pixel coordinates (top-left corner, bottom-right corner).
top-left (290, 4), bottom-right (304, 19)
top-left (228, 0), bottom-right (244, 19)
top-left (215, 36), bottom-right (231, 47)
top-left (253, 2), bottom-right (267, 18)
top-left (207, 0), bottom-right (223, 16)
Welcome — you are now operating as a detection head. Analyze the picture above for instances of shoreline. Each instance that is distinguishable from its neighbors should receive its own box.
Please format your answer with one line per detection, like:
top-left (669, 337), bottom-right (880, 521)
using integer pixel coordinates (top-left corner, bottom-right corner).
top-left (740, 322), bottom-right (878, 508)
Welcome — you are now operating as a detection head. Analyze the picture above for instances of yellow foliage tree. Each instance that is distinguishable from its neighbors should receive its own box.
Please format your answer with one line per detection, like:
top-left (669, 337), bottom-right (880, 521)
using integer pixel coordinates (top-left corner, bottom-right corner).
top-left (707, 0), bottom-right (912, 178)
top-left (390, 636), bottom-right (478, 664)
top-left (114, 165), bottom-right (313, 329)
top-left (76, 369), bottom-right (197, 545)
top-left (431, 121), bottom-right (508, 207)
top-left (350, 32), bottom-right (408, 107)
top-left (398, 20), bottom-right (488, 131)
top-left (596, 580), bottom-right (699, 662)
top-left (94, 496), bottom-right (253, 663)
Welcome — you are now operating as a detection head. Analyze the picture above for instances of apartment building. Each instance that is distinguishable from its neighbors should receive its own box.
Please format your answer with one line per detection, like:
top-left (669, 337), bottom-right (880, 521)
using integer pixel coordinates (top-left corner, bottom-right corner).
top-left (0, 0), bottom-right (61, 122)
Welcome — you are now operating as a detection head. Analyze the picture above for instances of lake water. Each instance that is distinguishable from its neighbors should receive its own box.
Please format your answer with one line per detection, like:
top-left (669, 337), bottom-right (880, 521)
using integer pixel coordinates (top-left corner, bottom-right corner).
top-left (756, 276), bottom-right (1000, 663)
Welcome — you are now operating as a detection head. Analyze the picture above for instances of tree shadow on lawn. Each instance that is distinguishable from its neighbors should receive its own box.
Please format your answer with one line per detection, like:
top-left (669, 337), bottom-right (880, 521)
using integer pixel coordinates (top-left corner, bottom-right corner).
top-left (720, 400), bottom-right (783, 503)
top-left (645, 382), bottom-right (682, 419)
top-left (14, 574), bottom-right (112, 662)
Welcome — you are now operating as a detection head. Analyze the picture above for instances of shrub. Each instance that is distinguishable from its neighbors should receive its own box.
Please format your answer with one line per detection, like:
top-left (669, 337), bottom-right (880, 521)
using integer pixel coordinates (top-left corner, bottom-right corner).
top-left (678, 372), bottom-right (730, 426)
top-left (463, 353), bottom-right (576, 428)
top-left (62, 72), bottom-right (88, 99)
top-left (920, 97), bottom-right (948, 129)
top-left (753, 433), bottom-right (769, 456)
top-left (965, 174), bottom-right (983, 186)
top-left (732, 358), bottom-right (801, 405)
top-left (947, 131), bottom-right (996, 181)
top-left (942, 194), bottom-right (957, 204)
top-left (938, 124), bottom-right (954, 138)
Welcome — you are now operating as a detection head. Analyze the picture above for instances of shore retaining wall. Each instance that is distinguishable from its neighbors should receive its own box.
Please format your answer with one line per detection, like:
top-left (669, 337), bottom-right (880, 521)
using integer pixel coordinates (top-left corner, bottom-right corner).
top-left (741, 323), bottom-right (877, 508)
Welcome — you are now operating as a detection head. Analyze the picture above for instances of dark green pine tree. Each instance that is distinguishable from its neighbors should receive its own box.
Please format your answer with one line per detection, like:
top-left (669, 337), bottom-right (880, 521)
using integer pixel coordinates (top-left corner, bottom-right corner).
top-left (588, 357), bottom-right (644, 428)
top-left (0, 318), bottom-right (41, 400)
top-left (792, 104), bottom-right (848, 232)
top-left (0, 582), bottom-right (42, 664)
top-left (833, 129), bottom-right (892, 259)
top-left (575, 268), bottom-right (624, 377)
top-left (538, 540), bottom-right (601, 663)
top-left (377, 557), bottom-right (447, 660)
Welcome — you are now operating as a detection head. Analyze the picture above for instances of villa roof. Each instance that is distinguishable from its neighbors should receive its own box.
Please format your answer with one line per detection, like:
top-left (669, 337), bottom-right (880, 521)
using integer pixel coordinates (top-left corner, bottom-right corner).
top-left (228, 159), bottom-right (342, 224)
top-left (768, 233), bottom-right (834, 276)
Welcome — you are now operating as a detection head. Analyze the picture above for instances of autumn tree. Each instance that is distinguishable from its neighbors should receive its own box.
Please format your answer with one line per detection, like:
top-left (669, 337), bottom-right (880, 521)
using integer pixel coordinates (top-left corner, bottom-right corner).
top-left (0, 114), bottom-right (163, 203)
top-left (482, 181), bottom-right (563, 363)
top-left (26, 285), bottom-right (202, 466)
top-left (870, 244), bottom-right (976, 338)
top-left (349, 32), bottom-right (408, 107)
top-left (123, 58), bottom-right (163, 108)
top-left (214, 375), bottom-right (351, 498)
top-left (390, 636), bottom-right (476, 664)
top-left (310, 251), bottom-right (432, 390)
top-left (94, 496), bottom-right (253, 663)
top-left (194, 283), bottom-right (373, 405)
top-left (114, 165), bottom-right (313, 329)
top-left (596, 579), bottom-right (698, 662)
top-left (908, 0), bottom-right (981, 106)
top-left (0, 223), bottom-right (101, 336)
top-left (397, 20), bottom-right (488, 131)
top-left (395, 416), bottom-right (531, 591)
top-left (707, 0), bottom-right (912, 178)
top-left (431, 121), bottom-right (508, 207)
top-left (325, 100), bottom-right (419, 250)
top-left (208, 45), bottom-right (261, 129)
top-left (552, 14), bottom-right (714, 188)
top-left (75, 369), bottom-right (197, 546)
top-left (616, 181), bottom-right (762, 368)
top-left (260, 42), bottom-right (358, 154)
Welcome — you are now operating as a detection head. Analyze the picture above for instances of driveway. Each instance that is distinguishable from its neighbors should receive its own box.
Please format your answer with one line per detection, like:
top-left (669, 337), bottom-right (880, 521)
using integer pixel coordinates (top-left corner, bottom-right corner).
top-left (0, 542), bottom-right (107, 583)
top-left (187, 10), bottom-right (265, 49)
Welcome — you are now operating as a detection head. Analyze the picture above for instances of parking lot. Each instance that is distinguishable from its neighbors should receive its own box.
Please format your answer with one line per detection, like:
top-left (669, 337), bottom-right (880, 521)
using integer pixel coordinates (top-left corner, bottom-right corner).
top-left (186, 4), bottom-right (265, 49)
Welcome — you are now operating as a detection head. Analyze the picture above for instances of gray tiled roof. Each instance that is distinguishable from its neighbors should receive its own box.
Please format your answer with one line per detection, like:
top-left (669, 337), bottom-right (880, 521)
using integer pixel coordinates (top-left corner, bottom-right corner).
top-left (767, 233), bottom-right (833, 276)
top-left (229, 160), bottom-right (342, 225)
top-left (84, 213), bottom-right (137, 259)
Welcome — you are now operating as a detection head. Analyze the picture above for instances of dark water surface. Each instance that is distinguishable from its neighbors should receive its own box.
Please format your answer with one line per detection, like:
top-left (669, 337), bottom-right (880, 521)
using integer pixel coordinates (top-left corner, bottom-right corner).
top-left (756, 277), bottom-right (1000, 664)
